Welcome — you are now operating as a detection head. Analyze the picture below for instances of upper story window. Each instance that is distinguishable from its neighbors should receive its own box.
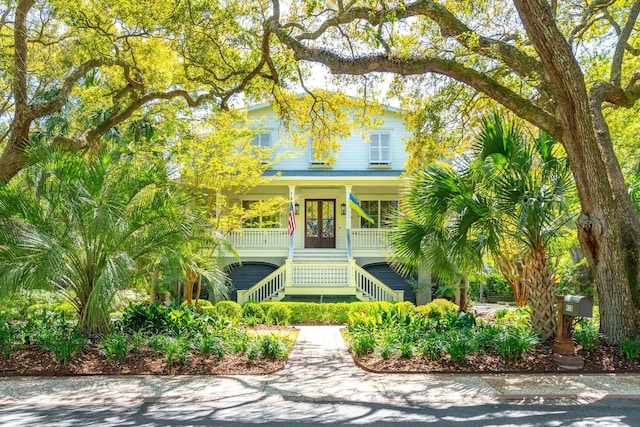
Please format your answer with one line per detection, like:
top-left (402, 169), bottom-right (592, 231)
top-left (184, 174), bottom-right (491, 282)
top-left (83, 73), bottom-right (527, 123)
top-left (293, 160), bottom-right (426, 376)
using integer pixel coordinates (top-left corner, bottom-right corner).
top-left (252, 132), bottom-right (272, 149)
top-left (359, 200), bottom-right (398, 228)
top-left (308, 138), bottom-right (329, 168)
top-left (369, 133), bottom-right (391, 167)
top-left (251, 132), bottom-right (272, 162)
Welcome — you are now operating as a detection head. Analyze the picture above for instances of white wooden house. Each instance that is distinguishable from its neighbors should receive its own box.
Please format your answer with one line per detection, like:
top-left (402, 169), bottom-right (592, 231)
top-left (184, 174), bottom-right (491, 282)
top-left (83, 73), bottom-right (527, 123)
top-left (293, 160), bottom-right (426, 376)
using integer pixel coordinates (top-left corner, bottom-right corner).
top-left (225, 100), bottom-right (416, 304)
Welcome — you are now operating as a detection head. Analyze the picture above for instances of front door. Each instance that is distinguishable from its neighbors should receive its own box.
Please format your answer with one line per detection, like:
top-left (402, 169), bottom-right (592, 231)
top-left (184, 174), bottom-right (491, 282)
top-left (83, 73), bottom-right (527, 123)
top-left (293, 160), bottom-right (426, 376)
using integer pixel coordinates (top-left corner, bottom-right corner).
top-left (305, 199), bottom-right (336, 248)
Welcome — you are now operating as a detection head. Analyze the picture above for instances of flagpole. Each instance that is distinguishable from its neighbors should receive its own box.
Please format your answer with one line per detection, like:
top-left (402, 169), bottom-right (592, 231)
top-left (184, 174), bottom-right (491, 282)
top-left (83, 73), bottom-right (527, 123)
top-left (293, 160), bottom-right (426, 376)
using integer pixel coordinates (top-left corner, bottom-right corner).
top-left (288, 185), bottom-right (295, 260)
top-left (345, 185), bottom-right (352, 259)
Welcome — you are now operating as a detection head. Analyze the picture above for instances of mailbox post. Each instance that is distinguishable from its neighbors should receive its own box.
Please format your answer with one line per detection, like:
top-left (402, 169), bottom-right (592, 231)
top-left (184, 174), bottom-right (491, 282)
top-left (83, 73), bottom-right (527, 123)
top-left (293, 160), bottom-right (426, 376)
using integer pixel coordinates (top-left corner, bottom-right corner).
top-left (552, 289), bottom-right (594, 355)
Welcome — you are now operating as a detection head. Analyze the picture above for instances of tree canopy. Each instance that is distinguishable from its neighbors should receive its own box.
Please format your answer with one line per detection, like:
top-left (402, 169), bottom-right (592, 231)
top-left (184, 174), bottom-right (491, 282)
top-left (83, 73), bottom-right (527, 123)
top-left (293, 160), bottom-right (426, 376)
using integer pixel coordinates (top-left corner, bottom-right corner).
top-left (1, 0), bottom-right (640, 341)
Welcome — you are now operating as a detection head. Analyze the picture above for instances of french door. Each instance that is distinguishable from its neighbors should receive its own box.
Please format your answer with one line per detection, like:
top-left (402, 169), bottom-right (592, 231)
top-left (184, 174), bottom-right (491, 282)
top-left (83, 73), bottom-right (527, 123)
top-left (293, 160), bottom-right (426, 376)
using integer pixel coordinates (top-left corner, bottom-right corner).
top-left (304, 199), bottom-right (336, 248)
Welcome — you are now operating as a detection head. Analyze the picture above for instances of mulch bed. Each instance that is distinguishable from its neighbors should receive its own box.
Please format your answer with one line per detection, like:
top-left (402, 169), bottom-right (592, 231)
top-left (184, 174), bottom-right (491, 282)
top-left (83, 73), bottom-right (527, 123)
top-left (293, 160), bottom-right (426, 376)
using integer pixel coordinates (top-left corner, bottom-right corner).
top-left (354, 341), bottom-right (640, 374)
top-left (0, 345), bottom-right (286, 377)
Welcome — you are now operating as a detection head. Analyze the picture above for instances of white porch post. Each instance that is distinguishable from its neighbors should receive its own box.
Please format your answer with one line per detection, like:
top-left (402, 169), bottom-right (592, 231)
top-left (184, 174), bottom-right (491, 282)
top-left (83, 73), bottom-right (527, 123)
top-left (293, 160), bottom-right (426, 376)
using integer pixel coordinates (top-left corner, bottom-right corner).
top-left (345, 185), bottom-right (352, 259)
top-left (288, 185), bottom-right (296, 260)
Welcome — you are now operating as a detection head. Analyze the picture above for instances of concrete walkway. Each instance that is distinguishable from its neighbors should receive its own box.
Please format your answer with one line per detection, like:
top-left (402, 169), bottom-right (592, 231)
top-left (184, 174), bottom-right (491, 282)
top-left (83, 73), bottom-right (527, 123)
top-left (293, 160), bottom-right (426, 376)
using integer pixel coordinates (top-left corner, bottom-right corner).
top-left (1, 325), bottom-right (640, 405)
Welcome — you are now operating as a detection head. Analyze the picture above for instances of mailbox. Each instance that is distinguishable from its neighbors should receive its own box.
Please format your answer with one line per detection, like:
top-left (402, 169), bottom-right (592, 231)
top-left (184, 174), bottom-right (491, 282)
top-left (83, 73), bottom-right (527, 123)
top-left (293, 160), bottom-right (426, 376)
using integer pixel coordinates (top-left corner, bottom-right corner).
top-left (562, 295), bottom-right (593, 317)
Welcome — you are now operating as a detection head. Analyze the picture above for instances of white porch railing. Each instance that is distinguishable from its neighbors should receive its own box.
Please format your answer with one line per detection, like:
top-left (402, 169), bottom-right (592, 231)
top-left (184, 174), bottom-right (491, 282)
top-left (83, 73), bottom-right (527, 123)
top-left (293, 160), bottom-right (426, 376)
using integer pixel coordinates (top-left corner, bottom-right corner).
top-left (236, 260), bottom-right (403, 303)
top-left (236, 265), bottom-right (286, 304)
top-left (354, 266), bottom-right (404, 302)
top-left (228, 228), bottom-right (289, 248)
top-left (351, 228), bottom-right (390, 249)
top-left (290, 263), bottom-right (350, 287)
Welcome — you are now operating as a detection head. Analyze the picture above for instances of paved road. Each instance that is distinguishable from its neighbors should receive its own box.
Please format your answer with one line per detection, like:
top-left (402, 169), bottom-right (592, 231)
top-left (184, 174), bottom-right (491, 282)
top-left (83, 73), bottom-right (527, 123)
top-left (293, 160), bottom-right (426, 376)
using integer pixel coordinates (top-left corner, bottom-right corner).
top-left (1, 326), bottom-right (640, 426)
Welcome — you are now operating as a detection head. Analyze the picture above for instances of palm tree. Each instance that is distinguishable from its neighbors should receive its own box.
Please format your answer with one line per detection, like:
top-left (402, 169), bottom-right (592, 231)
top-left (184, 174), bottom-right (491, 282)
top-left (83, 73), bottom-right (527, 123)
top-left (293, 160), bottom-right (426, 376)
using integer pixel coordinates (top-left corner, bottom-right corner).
top-left (0, 147), bottom-right (228, 336)
top-left (474, 114), bottom-right (574, 338)
top-left (389, 160), bottom-right (493, 311)
top-left (391, 113), bottom-right (574, 339)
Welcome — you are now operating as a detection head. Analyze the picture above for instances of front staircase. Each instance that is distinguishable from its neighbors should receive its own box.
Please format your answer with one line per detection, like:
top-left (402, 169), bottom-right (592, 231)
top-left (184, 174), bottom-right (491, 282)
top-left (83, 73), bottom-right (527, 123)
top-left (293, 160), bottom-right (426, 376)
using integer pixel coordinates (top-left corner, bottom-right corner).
top-left (236, 251), bottom-right (404, 304)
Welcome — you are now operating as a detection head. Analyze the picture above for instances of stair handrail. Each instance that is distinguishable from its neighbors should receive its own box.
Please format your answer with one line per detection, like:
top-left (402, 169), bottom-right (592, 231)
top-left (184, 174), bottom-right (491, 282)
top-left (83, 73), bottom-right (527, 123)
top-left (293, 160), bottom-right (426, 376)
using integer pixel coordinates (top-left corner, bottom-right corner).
top-left (353, 263), bottom-right (404, 302)
top-left (236, 265), bottom-right (286, 304)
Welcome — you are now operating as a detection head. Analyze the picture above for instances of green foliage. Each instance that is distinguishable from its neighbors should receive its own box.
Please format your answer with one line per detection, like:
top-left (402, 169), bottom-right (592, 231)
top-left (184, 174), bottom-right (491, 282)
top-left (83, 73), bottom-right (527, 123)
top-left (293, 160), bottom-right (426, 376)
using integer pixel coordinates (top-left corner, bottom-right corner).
top-left (195, 299), bottom-right (215, 314)
top-left (100, 333), bottom-right (131, 360)
top-left (574, 319), bottom-right (600, 350)
top-left (344, 301), bottom-right (540, 364)
top-left (350, 332), bottom-right (376, 357)
top-left (241, 302), bottom-right (265, 325)
top-left (494, 307), bottom-right (532, 329)
top-left (118, 302), bottom-right (227, 338)
top-left (26, 311), bottom-right (87, 365)
top-left (0, 148), bottom-right (226, 336)
top-left (265, 304), bottom-right (291, 326)
top-left (415, 299), bottom-right (458, 320)
top-left (0, 316), bottom-right (18, 359)
top-left (444, 329), bottom-right (477, 365)
top-left (418, 335), bottom-right (445, 360)
top-left (196, 334), bottom-right (226, 358)
top-left (148, 335), bottom-right (190, 367)
top-left (482, 274), bottom-right (513, 297)
top-left (214, 301), bottom-right (242, 322)
top-left (619, 337), bottom-right (640, 362)
top-left (259, 335), bottom-right (287, 359)
top-left (495, 326), bottom-right (539, 360)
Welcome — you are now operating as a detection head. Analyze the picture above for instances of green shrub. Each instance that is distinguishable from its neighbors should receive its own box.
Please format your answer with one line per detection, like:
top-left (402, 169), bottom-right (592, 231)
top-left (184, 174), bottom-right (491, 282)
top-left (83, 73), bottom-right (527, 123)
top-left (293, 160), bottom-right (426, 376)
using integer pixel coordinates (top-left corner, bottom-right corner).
top-left (483, 273), bottom-right (513, 296)
top-left (415, 299), bottom-right (458, 320)
top-left (494, 309), bottom-right (509, 320)
top-left (26, 312), bottom-right (87, 365)
top-left (26, 304), bottom-right (54, 319)
top-left (444, 329), bottom-right (477, 365)
top-left (54, 302), bottom-right (77, 320)
top-left (399, 341), bottom-right (414, 358)
top-left (195, 299), bottom-right (215, 314)
top-left (418, 334), bottom-right (445, 360)
top-left (496, 326), bottom-right (539, 360)
top-left (119, 303), bottom-right (173, 335)
top-left (260, 335), bottom-right (287, 359)
top-left (241, 302), bottom-right (266, 324)
top-left (266, 304), bottom-right (291, 326)
top-left (574, 320), bottom-right (600, 350)
top-left (350, 332), bottom-right (375, 357)
top-left (476, 325), bottom-right (503, 349)
top-left (214, 301), bottom-right (242, 322)
top-left (112, 289), bottom-right (150, 314)
top-left (148, 335), bottom-right (190, 367)
top-left (620, 337), bottom-right (640, 362)
top-left (196, 334), bottom-right (226, 358)
top-left (100, 333), bottom-right (130, 360)
top-left (118, 303), bottom-right (212, 337)
top-left (163, 337), bottom-right (190, 367)
top-left (0, 318), bottom-right (18, 359)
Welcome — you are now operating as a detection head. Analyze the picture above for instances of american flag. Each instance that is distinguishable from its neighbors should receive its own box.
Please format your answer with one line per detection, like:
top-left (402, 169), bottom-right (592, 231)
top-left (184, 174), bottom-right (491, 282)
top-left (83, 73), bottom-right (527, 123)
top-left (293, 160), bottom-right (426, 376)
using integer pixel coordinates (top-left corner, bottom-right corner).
top-left (288, 202), bottom-right (296, 236)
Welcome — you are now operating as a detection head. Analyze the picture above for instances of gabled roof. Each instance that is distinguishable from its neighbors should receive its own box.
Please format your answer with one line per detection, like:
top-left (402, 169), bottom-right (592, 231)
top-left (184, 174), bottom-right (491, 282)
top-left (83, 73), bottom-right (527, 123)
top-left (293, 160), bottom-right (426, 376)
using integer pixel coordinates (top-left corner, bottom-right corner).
top-left (247, 94), bottom-right (401, 115)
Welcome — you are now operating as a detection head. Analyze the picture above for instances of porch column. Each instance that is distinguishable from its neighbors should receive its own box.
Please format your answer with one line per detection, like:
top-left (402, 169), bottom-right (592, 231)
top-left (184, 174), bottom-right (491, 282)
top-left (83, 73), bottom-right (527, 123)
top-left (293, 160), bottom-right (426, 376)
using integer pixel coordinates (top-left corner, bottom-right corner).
top-left (288, 185), bottom-right (296, 259)
top-left (345, 185), bottom-right (352, 259)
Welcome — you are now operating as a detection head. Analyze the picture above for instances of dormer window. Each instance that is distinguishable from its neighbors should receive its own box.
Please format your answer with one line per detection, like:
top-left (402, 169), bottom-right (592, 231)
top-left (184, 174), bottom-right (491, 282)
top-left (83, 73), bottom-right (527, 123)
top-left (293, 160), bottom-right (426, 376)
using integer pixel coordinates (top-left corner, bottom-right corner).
top-left (369, 133), bottom-right (391, 167)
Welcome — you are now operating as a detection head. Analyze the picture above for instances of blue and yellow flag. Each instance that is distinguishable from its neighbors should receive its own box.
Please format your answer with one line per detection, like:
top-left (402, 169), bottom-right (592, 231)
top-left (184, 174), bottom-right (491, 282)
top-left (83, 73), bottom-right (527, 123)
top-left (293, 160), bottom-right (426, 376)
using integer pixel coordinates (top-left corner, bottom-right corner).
top-left (349, 193), bottom-right (374, 224)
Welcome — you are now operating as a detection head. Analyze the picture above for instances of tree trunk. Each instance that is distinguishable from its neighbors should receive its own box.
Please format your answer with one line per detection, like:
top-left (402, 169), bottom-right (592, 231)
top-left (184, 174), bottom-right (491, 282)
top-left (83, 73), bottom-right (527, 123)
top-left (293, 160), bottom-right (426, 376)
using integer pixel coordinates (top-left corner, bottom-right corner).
top-left (526, 248), bottom-right (556, 340)
top-left (514, 0), bottom-right (640, 343)
top-left (497, 255), bottom-right (530, 307)
top-left (459, 275), bottom-right (468, 312)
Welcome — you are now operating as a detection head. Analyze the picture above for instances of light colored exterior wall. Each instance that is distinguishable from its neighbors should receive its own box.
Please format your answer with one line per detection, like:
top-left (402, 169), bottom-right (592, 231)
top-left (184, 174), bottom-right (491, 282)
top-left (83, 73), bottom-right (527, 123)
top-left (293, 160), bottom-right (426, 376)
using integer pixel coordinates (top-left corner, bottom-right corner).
top-left (234, 101), bottom-right (410, 260)
top-left (247, 104), bottom-right (411, 171)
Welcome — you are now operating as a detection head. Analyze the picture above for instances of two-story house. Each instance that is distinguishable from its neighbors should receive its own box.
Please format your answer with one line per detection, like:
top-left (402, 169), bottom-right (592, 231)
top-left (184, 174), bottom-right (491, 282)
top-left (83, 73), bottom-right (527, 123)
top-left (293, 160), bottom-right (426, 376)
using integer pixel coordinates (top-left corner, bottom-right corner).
top-left (225, 100), bottom-right (417, 304)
